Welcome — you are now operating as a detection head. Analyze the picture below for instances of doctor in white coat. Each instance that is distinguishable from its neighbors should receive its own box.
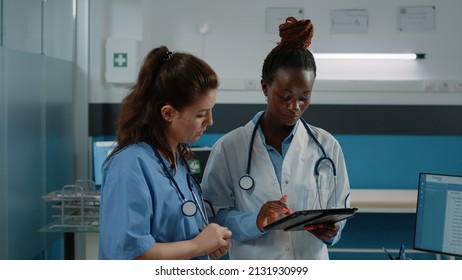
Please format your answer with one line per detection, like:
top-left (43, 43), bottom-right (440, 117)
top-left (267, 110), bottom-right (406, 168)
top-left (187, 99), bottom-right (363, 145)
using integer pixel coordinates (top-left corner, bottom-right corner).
top-left (201, 17), bottom-right (351, 260)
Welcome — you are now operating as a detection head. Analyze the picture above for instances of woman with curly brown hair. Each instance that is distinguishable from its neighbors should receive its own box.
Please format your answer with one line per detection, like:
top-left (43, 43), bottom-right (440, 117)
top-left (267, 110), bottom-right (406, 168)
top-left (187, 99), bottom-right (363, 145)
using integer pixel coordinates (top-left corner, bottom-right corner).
top-left (202, 17), bottom-right (351, 259)
top-left (99, 46), bottom-right (231, 260)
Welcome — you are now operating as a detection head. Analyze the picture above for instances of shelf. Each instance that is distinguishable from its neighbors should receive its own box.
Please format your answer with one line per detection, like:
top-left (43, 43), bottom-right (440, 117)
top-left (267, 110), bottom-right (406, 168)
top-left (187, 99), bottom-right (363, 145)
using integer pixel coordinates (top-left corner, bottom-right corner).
top-left (41, 181), bottom-right (100, 232)
top-left (39, 221), bottom-right (99, 233)
top-left (350, 189), bottom-right (417, 213)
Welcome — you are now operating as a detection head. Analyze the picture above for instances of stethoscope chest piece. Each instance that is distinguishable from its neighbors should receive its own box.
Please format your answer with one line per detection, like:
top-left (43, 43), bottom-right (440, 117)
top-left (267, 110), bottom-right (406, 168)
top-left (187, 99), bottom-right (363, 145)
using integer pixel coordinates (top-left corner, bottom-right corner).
top-left (151, 145), bottom-right (207, 223)
top-left (239, 174), bottom-right (255, 190)
top-left (181, 200), bottom-right (198, 216)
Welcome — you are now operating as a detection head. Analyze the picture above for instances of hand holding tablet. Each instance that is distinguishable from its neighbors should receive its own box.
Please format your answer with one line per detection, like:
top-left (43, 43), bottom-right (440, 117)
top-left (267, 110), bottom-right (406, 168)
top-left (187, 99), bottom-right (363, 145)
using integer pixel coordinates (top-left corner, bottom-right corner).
top-left (263, 208), bottom-right (358, 231)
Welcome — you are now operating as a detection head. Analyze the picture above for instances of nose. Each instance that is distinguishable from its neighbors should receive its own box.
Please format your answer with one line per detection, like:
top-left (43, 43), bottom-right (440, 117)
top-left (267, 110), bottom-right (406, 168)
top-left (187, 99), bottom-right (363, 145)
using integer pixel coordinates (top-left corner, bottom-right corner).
top-left (205, 111), bottom-right (213, 126)
top-left (287, 99), bottom-right (300, 112)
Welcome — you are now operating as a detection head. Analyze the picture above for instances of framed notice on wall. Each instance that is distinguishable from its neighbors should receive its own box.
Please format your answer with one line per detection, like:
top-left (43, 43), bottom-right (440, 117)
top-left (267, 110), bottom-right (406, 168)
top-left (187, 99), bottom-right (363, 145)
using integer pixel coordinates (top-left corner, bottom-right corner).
top-left (398, 6), bottom-right (436, 32)
top-left (330, 9), bottom-right (369, 34)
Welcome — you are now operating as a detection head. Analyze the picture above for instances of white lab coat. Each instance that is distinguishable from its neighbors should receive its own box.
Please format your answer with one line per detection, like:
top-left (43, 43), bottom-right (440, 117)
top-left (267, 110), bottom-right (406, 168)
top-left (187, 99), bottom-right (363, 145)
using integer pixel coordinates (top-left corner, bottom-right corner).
top-left (202, 118), bottom-right (351, 260)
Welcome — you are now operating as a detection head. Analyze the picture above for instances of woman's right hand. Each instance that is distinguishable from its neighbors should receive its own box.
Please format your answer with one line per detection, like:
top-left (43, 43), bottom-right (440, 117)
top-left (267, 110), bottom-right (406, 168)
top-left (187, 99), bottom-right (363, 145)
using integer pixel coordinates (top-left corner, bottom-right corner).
top-left (256, 194), bottom-right (293, 231)
top-left (193, 223), bottom-right (232, 258)
top-left (208, 238), bottom-right (231, 259)
top-left (134, 223), bottom-right (231, 260)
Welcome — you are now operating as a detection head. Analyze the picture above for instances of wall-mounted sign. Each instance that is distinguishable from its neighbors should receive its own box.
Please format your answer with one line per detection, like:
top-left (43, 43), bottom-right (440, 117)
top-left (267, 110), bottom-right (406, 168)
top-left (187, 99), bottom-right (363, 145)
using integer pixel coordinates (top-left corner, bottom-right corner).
top-left (330, 9), bottom-right (369, 34)
top-left (398, 6), bottom-right (436, 32)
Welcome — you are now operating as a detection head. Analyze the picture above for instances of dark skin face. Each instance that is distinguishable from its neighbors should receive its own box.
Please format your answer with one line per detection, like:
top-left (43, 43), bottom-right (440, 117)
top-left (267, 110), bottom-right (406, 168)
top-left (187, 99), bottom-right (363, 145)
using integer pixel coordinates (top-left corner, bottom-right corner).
top-left (260, 67), bottom-right (315, 153)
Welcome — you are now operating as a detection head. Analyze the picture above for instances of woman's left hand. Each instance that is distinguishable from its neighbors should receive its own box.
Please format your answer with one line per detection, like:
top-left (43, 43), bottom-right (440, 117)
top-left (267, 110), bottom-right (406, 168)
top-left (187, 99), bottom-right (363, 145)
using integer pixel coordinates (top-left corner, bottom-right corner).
top-left (304, 222), bottom-right (339, 241)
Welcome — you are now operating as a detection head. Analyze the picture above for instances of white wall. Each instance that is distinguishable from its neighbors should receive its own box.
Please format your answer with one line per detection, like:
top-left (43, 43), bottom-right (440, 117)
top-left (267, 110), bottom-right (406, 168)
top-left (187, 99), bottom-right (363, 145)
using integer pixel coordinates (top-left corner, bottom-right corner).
top-left (89, 0), bottom-right (462, 105)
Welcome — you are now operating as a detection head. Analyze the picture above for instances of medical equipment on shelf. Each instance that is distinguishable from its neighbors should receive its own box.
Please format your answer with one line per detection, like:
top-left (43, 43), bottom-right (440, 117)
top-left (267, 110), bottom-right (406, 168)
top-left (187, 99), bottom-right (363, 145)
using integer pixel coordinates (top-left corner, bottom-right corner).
top-left (42, 179), bottom-right (100, 230)
top-left (151, 146), bottom-right (209, 225)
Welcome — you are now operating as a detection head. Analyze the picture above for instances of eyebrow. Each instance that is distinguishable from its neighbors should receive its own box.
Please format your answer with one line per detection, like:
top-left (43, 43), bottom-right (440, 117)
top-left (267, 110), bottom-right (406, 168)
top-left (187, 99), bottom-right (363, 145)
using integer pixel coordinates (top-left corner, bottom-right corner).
top-left (282, 89), bottom-right (311, 95)
top-left (197, 108), bottom-right (212, 113)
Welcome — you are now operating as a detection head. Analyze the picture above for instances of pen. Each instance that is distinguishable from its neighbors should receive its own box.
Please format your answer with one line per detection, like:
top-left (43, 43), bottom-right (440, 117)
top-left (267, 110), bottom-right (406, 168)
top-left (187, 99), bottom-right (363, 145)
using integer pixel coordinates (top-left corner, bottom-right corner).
top-left (383, 247), bottom-right (394, 260)
top-left (399, 244), bottom-right (406, 260)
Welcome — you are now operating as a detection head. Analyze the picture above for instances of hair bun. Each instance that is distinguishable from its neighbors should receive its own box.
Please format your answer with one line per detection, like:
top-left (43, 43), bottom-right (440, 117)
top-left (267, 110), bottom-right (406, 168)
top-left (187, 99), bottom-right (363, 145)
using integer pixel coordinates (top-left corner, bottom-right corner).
top-left (278, 17), bottom-right (314, 49)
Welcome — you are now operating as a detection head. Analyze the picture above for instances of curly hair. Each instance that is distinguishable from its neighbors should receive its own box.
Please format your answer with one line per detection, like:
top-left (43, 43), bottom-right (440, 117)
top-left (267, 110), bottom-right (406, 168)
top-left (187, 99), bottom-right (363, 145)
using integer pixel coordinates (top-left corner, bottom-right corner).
top-left (262, 17), bottom-right (316, 85)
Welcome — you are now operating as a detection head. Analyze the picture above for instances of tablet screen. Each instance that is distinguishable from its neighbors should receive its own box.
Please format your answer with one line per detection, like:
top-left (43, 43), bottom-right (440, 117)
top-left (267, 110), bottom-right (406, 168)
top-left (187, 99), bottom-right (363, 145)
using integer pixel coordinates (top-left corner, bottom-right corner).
top-left (263, 208), bottom-right (358, 231)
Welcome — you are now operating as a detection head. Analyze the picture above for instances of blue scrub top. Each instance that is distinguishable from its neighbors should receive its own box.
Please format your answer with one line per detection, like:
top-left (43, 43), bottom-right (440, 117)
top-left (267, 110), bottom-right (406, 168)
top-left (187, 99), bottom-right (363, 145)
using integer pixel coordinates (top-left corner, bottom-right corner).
top-left (98, 142), bottom-right (206, 260)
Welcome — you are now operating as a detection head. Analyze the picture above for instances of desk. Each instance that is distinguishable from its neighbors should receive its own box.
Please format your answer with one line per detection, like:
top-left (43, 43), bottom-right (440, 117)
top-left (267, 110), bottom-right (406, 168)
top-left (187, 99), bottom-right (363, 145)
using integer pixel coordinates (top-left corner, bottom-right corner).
top-left (350, 189), bottom-right (417, 213)
top-left (330, 189), bottom-right (419, 259)
top-left (40, 189), bottom-right (418, 259)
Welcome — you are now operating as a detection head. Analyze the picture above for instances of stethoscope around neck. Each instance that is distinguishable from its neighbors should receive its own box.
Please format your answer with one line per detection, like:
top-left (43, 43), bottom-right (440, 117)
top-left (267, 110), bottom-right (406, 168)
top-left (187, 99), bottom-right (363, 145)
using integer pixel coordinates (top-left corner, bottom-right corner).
top-left (239, 112), bottom-right (337, 191)
top-left (151, 146), bottom-right (208, 225)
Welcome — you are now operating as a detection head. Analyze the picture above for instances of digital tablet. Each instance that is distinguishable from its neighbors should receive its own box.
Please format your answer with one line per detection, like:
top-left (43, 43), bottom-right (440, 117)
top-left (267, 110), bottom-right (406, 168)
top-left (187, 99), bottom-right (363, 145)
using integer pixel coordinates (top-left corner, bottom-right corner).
top-left (263, 208), bottom-right (358, 231)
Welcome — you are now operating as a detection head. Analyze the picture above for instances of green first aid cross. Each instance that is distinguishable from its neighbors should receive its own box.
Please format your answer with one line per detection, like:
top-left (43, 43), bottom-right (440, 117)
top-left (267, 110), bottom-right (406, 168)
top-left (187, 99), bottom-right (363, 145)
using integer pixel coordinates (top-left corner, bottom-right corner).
top-left (113, 53), bottom-right (128, 67)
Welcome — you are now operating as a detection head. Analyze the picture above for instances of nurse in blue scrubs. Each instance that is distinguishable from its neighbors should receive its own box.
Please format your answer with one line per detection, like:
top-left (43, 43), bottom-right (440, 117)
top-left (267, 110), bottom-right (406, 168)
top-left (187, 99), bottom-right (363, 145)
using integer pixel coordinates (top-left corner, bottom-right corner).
top-left (98, 46), bottom-right (232, 260)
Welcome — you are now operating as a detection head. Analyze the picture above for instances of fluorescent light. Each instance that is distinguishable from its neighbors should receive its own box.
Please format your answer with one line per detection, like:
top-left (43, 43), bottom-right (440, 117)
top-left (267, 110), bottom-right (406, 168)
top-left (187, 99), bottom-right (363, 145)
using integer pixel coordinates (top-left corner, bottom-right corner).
top-left (314, 53), bottom-right (425, 60)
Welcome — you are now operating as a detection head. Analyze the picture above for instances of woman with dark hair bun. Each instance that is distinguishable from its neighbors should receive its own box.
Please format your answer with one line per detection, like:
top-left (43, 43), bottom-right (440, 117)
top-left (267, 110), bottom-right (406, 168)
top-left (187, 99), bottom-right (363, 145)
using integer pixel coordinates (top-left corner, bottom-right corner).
top-left (202, 17), bottom-right (351, 259)
top-left (99, 46), bottom-right (232, 260)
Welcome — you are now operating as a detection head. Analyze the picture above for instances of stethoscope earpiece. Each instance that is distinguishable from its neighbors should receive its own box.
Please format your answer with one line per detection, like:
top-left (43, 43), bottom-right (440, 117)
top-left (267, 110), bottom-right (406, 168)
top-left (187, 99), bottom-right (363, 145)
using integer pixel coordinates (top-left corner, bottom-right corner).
top-left (239, 175), bottom-right (255, 190)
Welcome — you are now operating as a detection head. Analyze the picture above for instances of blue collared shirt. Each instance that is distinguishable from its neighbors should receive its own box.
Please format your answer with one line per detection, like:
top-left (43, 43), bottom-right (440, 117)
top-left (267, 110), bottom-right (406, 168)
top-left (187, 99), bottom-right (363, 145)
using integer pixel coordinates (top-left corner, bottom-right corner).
top-left (252, 111), bottom-right (298, 188)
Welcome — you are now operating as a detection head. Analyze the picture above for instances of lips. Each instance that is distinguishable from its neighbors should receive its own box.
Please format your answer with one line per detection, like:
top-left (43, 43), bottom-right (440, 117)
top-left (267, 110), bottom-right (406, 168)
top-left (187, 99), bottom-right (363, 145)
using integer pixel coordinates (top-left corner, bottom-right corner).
top-left (284, 114), bottom-right (299, 123)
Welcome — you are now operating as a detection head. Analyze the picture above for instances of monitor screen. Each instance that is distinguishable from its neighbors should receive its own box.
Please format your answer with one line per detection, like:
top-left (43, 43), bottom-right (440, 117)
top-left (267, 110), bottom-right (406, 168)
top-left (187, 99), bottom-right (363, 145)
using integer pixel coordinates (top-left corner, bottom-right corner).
top-left (189, 147), bottom-right (212, 183)
top-left (414, 173), bottom-right (462, 257)
top-left (92, 139), bottom-right (117, 187)
top-left (92, 142), bottom-right (209, 187)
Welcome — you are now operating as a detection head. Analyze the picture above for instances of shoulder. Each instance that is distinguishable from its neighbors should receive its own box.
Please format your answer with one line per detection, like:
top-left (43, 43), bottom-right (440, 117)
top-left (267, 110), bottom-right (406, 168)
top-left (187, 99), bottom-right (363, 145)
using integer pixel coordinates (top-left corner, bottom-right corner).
top-left (115, 142), bottom-right (152, 158)
top-left (303, 122), bottom-right (340, 146)
top-left (214, 121), bottom-right (253, 147)
top-left (308, 124), bottom-right (334, 138)
top-left (106, 142), bottom-right (154, 167)
top-left (216, 111), bottom-right (262, 145)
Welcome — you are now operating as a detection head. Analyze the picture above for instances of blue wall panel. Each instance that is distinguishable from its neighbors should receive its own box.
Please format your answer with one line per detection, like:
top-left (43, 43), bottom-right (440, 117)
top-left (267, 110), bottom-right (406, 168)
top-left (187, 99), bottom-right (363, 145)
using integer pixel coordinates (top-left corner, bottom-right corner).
top-left (337, 135), bottom-right (462, 189)
top-left (193, 134), bottom-right (462, 190)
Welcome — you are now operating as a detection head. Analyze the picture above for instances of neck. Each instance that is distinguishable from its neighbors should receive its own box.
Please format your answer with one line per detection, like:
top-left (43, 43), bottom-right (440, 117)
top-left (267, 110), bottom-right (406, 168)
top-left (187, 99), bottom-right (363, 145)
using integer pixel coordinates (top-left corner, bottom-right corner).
top-left (158, 145), bottom-right (178, 170)
top-left (260, 115), bottom-right (292, 154)
top-left (261, 113), bottom-right (292, 137)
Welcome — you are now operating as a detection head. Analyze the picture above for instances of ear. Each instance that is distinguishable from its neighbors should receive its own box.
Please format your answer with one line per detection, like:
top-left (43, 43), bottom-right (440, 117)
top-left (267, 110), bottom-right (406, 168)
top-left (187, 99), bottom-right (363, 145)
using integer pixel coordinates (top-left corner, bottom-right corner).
top-left (161, 104), bottom-right (177, 123)
top-left (261, 79), bottom-right (268, 96)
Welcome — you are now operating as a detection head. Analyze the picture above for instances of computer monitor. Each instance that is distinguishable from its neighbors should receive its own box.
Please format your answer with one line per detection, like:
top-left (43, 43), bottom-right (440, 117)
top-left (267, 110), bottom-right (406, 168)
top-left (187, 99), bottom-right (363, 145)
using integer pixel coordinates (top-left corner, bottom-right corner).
top-left (414, 173), bottom-right (462, 257)
top-left (91, 142), bottom-right (210, 186)
top-left (92, 137), bottom-right (117, 188)
top-left (189, 147), bottom-right (212, 183)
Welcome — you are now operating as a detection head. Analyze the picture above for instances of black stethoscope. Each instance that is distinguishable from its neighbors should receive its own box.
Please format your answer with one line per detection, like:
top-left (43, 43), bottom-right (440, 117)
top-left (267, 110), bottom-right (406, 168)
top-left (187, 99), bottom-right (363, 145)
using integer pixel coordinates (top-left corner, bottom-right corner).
top-left (151, 146), bottom-right (209, 225)
top-left (239, 112), bottom-right (337, 191)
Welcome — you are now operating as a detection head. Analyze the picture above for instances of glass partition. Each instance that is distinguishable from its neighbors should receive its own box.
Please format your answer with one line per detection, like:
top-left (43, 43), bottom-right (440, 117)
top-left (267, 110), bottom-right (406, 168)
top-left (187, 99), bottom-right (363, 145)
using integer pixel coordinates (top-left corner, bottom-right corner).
top-left (2, 0), bottom-right (42, 54)
top-left (0, 47), bottom-right (5, 260)
top-left (43, 0), bottom-right (75, 61)
top-left (5, 48), bottom-right (45, 259)
top-left (0, 0), bottom-right (76, 259)
top-left (1, 0), bottom-right (3, 46)
top-left (2, 0), bottom-right (75, 60)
